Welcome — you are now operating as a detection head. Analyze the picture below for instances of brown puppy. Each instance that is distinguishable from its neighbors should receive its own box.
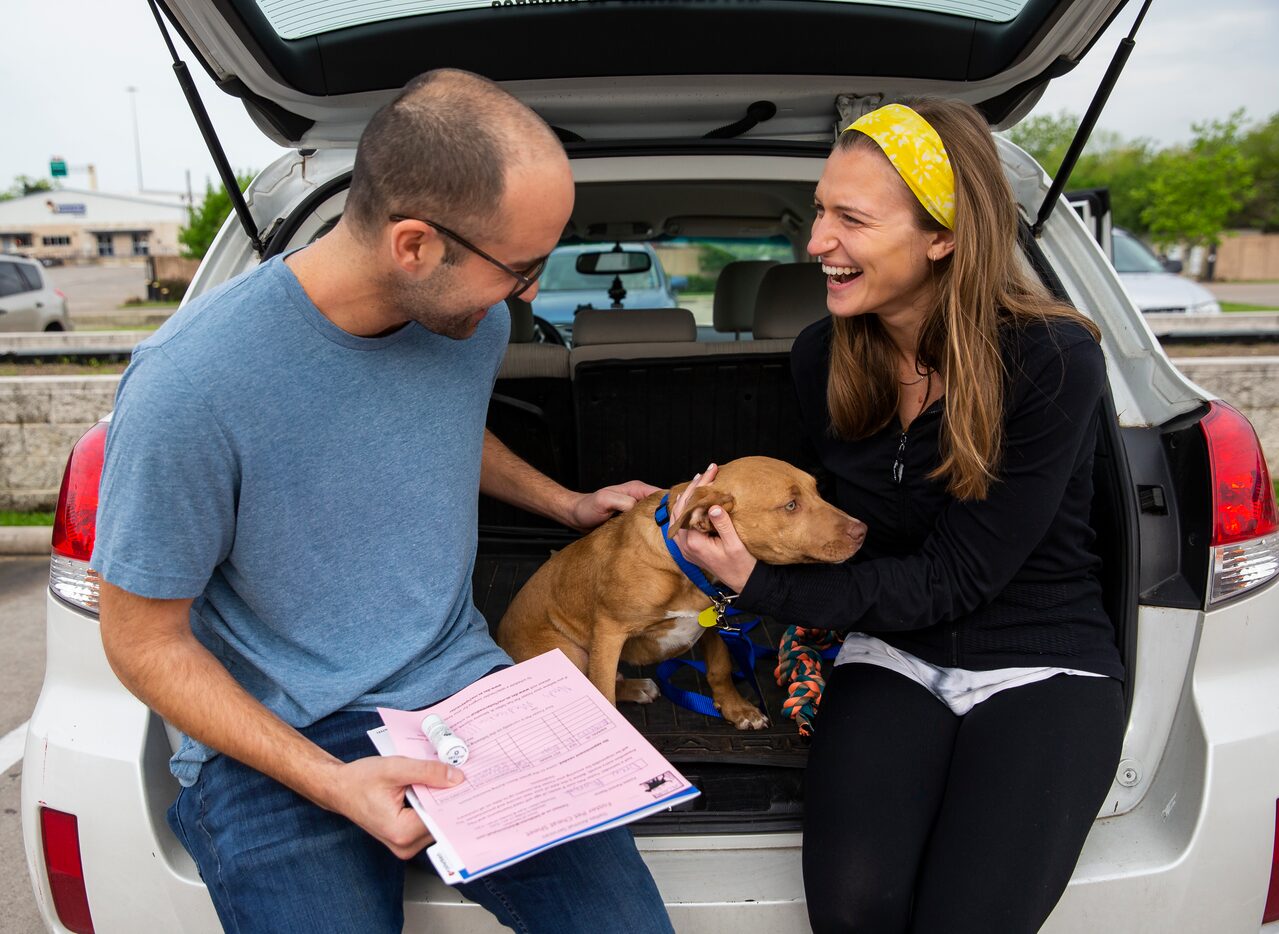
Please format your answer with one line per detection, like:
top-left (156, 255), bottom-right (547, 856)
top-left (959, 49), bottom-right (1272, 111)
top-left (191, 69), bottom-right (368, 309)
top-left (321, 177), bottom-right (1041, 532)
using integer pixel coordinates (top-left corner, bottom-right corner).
top-left (497, 456), bottom-right (866, 729)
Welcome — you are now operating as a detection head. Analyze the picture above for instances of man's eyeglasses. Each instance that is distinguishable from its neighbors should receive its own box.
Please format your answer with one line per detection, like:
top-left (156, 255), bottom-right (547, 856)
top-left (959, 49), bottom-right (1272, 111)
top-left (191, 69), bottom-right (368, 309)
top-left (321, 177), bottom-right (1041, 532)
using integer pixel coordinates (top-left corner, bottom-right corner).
top-left (389, 214), bottom-right (549, 301)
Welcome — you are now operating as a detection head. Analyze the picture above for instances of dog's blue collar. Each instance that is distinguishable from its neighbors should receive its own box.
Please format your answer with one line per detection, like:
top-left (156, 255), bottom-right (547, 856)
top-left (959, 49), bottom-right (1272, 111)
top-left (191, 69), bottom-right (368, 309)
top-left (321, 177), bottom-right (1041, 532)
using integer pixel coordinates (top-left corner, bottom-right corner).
top-left (654, 492), bottom-right (742, 619)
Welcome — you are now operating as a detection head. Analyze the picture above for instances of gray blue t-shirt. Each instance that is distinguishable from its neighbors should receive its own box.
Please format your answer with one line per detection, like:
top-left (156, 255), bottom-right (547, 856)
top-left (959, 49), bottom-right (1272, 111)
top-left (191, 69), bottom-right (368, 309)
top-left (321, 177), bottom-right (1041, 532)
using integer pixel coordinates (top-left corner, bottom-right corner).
top-left (91, 256), bottom-right (512, 785)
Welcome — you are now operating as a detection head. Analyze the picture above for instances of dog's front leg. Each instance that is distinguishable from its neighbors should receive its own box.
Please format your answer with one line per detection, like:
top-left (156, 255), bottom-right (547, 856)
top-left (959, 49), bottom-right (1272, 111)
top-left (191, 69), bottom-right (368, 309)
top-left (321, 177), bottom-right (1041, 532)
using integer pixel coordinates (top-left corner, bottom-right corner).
top-left (587, 626), bottom-right (630, 705)
top-left (703, 633), bottom-right (770, 730)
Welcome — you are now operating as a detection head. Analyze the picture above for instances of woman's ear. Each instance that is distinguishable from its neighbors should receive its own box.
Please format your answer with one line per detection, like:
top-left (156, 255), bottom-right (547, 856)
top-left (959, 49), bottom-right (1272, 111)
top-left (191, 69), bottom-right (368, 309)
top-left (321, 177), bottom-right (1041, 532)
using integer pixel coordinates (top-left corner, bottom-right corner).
top-left (927, 229), bottom-right (956, 262)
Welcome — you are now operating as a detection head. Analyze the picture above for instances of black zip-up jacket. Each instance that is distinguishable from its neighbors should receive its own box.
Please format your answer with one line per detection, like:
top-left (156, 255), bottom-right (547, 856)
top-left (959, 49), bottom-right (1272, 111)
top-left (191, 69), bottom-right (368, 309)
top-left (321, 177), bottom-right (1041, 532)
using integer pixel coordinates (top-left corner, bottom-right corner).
top-left (739, 315), bottom-right (1124, 680)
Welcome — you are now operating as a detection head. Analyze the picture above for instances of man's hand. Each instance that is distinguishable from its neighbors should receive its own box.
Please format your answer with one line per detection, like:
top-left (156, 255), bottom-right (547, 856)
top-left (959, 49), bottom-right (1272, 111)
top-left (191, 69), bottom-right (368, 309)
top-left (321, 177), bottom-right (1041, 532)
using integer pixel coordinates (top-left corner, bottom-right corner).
top-left (671, 464), bottom-right (757, 592)
top-left (566, 479), bottom-right (662, 531)
top-left (324, 756), bottom-right (465, 859)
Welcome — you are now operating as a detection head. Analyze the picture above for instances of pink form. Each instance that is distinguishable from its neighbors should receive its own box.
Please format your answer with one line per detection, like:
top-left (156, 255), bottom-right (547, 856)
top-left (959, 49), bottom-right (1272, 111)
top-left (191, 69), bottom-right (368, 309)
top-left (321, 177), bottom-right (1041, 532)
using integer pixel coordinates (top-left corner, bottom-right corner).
top-left (378, 649), bottom-right (698, 877)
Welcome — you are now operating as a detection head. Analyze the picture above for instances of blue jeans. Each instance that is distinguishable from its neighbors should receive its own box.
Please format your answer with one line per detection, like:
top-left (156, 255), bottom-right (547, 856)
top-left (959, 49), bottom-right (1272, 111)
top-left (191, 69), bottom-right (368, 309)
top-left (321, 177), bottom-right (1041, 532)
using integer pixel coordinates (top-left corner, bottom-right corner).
top-left (168, 708), bottom-right (675, 934)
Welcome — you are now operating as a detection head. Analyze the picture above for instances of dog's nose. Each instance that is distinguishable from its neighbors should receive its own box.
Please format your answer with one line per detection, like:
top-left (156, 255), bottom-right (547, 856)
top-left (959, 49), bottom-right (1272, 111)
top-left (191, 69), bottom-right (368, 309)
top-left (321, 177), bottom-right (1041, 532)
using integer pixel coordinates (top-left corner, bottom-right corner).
top-left (844, 518), bottom-right (867, 548)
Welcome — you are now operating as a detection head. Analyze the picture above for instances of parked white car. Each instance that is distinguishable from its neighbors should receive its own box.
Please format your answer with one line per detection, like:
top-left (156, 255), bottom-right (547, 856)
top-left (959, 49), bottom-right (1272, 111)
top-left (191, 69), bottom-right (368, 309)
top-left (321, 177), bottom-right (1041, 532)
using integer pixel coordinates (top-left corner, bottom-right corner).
top-left (22, 0), bottom-right (1279, 931)
top-left (1112, 227), bottom-right (1223, 315)
top-left (0, 254), bottom-right (71, 332)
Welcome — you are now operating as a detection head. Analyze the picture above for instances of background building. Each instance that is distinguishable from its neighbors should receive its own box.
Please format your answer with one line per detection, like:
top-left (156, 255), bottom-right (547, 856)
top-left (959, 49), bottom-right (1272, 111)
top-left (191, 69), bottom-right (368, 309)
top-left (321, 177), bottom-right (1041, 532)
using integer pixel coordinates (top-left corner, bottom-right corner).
top-left (0, 188), bottom-right (190, 265)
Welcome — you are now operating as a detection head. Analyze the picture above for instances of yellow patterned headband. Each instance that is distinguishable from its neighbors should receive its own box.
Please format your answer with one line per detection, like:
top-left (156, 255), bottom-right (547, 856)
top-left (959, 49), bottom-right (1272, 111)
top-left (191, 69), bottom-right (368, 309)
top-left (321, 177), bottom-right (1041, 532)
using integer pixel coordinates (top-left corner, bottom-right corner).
top-left (843, 104), bottom-right (956, 230)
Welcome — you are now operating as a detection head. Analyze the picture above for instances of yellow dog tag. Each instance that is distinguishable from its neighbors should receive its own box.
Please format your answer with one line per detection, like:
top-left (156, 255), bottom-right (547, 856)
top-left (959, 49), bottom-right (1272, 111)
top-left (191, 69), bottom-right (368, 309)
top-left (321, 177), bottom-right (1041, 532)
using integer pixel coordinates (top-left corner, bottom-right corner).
top-left (697, 607), bottom-right (719, 628)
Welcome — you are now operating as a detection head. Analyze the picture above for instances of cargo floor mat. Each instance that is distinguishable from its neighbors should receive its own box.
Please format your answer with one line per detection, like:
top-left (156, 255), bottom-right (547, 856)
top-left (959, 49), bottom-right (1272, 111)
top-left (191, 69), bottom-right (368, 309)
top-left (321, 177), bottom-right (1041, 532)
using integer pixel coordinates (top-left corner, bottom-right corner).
top-left (473, 550), bottom-right (812, 770)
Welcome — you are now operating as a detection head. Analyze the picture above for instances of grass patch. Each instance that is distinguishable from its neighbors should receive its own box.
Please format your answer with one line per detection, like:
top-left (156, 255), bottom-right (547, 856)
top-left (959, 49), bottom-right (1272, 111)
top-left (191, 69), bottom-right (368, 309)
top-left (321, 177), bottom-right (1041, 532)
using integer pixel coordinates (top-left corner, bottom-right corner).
top-left (0, 360), bottom-right (130, 377)
top-left (0, 510), bottom-right (54, 527)
top-left (116, 300), bottom-right (180, 310)
top-left (1222, 302), bottom-right (1279, 312)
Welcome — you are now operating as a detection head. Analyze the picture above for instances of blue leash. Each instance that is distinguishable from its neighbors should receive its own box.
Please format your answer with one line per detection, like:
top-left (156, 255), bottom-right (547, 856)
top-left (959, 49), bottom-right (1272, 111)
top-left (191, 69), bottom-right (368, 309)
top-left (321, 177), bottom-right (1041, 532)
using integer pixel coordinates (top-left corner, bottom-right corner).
top-left (652, 493), bottom-right (773, 718)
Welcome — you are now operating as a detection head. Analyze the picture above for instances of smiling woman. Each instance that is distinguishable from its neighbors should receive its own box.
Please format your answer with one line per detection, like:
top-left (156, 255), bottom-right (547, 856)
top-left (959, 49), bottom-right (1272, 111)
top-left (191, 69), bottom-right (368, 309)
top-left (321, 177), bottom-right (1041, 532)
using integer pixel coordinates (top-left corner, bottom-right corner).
top-left (675, 98), bottom-right (1124, 934)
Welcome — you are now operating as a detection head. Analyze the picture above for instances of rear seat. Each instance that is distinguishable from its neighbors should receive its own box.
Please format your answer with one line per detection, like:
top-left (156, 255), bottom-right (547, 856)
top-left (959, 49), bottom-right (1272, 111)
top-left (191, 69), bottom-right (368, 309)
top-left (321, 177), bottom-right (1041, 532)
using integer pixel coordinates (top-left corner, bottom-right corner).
top-left (498, 298), bottom-right (570, 379)
top-left (568, 307), bottom-right (697, 371)
top-left (712, 260), bottom-right (778, 339)
top-left (571, 277), bottom-right (822, 491)
top-left (483, 300), bottom-right (574, 527)
top-left (490, 266), bottom-right (829, 518)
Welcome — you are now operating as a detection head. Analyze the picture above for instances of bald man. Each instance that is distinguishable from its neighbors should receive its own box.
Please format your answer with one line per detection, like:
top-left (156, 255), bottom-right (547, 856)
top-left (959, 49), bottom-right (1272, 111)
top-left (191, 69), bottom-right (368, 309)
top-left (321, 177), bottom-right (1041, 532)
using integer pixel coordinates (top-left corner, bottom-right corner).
top-left (91, 70), bottom-right (673, 933)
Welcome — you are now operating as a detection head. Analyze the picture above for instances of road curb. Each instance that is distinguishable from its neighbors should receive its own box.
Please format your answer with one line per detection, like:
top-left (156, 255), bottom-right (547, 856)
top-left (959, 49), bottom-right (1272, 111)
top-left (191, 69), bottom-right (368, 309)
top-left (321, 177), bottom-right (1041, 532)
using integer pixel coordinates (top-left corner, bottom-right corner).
top-left (0, 527), bottom-right (52, 556)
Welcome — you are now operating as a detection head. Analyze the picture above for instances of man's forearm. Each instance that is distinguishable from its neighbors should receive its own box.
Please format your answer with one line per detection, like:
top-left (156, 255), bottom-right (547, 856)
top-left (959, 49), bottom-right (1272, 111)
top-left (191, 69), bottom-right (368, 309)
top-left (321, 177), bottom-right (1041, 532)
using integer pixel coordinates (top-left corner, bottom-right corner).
top-left (99, 585), bottom-right (344, 810)
top-left (480, 429), bottom-right (576, 525)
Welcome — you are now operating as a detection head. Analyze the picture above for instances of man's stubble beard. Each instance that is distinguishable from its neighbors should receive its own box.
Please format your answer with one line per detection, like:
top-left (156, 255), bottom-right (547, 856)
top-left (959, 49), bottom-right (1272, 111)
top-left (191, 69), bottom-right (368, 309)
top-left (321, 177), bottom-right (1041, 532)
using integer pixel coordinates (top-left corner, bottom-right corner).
top-left (388, 262), bottom-right (483, 341)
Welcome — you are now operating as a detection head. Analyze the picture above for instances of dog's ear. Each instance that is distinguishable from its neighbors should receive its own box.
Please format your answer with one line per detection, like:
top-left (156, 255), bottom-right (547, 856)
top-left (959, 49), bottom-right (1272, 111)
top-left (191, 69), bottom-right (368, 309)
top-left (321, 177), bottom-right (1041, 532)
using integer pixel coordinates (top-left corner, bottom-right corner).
top-left (668, 487), bottom-right (736, 538)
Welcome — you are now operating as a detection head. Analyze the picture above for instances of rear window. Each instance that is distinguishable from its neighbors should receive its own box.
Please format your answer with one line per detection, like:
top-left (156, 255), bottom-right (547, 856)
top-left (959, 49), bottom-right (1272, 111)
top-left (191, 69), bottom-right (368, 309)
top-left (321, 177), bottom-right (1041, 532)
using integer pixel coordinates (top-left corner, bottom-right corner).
top-left (541, 249), bottom-right (660, 292)
top-left (254, 0), bottom-right (1030, 40)
top-left (0, 261), bottom-right (35, 298)
top-left (16, 262), bottom-right (42, 291)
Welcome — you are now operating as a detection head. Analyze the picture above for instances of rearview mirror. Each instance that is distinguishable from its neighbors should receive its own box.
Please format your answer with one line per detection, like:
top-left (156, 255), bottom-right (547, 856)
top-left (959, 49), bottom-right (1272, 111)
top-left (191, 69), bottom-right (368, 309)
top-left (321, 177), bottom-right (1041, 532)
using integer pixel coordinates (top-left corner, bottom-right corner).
top-left (575, 251), bottom-right (652, 275)
top-left (1162, 258), bottom-right (1183, 274)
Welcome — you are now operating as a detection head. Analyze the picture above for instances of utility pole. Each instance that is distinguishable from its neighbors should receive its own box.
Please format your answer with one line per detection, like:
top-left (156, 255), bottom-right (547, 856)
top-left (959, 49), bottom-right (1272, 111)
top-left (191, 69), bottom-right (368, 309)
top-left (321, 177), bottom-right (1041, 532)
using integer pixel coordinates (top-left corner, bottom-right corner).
top-left (127, 86), bottom-right (144, 193)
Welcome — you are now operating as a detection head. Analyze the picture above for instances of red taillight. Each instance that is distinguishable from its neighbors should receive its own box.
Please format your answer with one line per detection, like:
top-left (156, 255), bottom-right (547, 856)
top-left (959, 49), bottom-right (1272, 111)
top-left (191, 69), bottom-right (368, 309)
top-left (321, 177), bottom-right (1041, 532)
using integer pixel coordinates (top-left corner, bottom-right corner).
top-left (1199, 402), bottom-right (1279, 604)
top-left (1201, 401), bottom-right (1278, 546)
top-left (55, 288), bottom-right (67, 300)
top-left (1265, 800), bottom-right (1279, 924)
top-left (51, 422), bottom-right (108, 562)
top-left (40, 807), bottom-right (95, 934)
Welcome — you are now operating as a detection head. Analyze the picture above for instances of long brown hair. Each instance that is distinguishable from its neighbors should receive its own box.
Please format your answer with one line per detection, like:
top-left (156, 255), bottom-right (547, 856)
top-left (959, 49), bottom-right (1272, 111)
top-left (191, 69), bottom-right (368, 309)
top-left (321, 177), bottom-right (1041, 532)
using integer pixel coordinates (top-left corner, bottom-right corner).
top-left (825, 98), bottom-right (1099, 500)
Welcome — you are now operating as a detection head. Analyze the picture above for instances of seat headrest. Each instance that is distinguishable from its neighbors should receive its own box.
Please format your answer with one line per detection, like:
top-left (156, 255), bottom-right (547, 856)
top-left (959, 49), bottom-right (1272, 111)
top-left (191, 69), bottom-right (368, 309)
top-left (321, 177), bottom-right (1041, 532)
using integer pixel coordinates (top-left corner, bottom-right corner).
top-left (571, 308), bottom-right (697, 346)
top-left (753, 263), bottom-right (829, 340)
top-left (506, 298), bottom-right (536, 343)
top-left (713, 260), bottom-right (778, 334)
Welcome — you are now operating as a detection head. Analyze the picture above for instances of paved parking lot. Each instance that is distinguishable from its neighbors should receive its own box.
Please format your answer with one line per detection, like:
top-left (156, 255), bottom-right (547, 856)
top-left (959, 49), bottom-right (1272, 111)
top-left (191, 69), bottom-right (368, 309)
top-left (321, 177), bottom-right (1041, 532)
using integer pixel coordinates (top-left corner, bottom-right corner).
top-left (0, 557), bottom-right (53, 932)
top-left (43, 262), bottom-right (152, 321)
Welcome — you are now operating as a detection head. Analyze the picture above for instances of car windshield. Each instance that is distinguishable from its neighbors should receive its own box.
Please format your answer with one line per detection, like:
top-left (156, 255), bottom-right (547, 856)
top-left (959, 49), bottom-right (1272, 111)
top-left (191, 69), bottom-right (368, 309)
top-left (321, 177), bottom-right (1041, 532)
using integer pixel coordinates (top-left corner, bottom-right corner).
top-left (1112, 233), bottom-right (1167, 274)
top-left (541, 250), bottom-right (660, 292)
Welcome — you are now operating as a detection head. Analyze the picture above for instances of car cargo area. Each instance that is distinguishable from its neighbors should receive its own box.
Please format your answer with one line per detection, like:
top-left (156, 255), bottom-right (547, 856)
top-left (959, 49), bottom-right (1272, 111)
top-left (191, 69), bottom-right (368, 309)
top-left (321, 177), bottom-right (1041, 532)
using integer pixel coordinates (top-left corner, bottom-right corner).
top-left (472, 541), bottom-right (810, 834)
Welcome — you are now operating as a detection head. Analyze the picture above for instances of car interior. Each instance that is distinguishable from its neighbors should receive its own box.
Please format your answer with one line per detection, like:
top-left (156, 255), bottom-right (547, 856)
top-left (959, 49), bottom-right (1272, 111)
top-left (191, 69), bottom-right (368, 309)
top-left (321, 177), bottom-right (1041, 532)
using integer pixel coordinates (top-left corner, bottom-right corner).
top-left (283, 171), bottom-right (1140, 832)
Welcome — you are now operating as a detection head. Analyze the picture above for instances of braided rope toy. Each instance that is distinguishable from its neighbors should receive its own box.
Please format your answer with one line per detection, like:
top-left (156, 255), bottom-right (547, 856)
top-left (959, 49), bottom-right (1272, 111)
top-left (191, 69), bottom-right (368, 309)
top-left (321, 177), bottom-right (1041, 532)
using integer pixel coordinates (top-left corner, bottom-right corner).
top-left (774, 626), bottom-right (843, 737)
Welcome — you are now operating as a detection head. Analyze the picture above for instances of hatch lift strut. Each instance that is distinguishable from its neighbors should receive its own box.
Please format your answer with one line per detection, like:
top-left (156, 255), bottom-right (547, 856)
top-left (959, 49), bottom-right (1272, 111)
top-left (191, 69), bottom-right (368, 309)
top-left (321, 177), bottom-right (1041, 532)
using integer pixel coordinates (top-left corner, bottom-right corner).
top-left (146, 0), bottom-right (266, 256)
top-left (1030, 0), bottom-right (1154, 238)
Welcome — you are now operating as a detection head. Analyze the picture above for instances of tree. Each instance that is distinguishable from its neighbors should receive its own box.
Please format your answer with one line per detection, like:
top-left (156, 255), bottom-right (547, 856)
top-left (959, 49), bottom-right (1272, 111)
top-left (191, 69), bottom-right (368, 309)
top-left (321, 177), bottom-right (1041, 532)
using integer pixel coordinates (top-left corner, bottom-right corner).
top-left (0, 175), bottom-right (56, 202)
top-left (1140, 111), bottom-right (1255, 248)
top-left (179, 172), bottom-right (256, 259)
top-left (1230, 112), bottom-right (1279, 232)
top-left (1004, 113), bottom-right (1158, 233)
top-left (1003, 111), bottom-right (1079, 176)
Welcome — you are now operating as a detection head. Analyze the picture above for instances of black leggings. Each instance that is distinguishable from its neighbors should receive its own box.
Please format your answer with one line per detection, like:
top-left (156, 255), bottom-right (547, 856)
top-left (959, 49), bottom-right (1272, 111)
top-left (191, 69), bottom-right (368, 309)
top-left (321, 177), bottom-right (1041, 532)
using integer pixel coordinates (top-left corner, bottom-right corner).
top-left (802, 663), bottom-right (1124, 934)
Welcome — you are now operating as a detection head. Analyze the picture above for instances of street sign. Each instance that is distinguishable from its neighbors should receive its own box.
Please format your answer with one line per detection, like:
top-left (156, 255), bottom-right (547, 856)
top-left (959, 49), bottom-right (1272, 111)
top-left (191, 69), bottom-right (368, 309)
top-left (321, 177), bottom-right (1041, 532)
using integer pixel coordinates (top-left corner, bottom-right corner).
top-left (49, 158), bottom-right (67, 178)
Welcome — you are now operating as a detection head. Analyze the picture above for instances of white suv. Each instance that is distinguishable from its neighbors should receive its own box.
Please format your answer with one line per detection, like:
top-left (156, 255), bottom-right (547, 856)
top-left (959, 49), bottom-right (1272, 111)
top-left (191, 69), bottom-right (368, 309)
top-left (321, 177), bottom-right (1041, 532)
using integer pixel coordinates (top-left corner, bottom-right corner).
top-left (0, 254), bottom-right (71, 332)
top-left (23, 0), bottom-right (1279, 932)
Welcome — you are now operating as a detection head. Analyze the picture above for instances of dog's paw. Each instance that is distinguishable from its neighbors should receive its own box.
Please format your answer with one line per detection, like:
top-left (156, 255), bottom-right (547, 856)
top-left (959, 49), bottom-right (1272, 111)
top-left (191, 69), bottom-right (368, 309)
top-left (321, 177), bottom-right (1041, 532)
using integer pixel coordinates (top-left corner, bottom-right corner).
top-left (719, 701), bottom-right (770, 731)
top-left (618, 678), bottom-right (661, 704)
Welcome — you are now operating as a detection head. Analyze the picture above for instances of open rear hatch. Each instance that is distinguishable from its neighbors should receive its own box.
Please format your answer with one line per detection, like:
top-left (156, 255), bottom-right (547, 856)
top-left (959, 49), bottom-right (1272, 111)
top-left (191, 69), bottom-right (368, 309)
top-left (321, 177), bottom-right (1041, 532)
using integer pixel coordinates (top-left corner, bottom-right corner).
top-left (156, 0), bottom-right (1131, 148)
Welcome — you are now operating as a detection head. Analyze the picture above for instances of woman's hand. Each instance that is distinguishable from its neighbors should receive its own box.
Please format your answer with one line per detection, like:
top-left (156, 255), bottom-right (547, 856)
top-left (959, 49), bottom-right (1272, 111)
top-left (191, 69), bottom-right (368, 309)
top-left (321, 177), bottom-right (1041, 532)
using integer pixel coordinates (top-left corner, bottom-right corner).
top-left (670, 463), bottom-right (758, 593)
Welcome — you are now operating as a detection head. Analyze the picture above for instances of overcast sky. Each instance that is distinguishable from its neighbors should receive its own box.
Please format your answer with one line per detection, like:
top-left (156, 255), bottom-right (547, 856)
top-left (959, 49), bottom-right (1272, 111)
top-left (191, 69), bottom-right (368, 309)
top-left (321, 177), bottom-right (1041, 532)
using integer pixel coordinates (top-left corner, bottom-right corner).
top-left (2, 0), bottom-right (1275, 200)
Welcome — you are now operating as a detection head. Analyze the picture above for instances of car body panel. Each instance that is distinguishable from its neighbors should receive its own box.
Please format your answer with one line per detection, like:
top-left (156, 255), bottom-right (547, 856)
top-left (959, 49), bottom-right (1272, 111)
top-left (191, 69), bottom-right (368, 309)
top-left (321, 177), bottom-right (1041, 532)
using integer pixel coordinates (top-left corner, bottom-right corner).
top-left (1119, 271), bottom-right (1222, 315)
top-left (26, 578), bottom-right (1279, 931)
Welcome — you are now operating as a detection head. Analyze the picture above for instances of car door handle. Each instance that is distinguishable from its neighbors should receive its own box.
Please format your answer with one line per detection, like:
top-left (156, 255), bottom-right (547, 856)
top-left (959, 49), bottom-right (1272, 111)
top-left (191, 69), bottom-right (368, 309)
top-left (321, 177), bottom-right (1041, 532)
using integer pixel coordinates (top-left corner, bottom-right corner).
top-left (35, 301), bottom-right (44, 308)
